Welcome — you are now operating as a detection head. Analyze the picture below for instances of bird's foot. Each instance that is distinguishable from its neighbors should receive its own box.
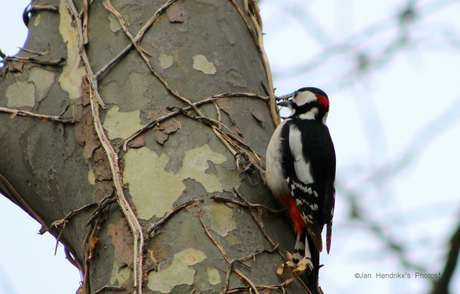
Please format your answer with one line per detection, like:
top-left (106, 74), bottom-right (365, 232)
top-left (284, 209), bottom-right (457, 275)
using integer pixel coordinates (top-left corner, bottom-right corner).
top-left (234, 151), bottom-right (266, 182)
top-left (277, 252), bottom-right (313, 275)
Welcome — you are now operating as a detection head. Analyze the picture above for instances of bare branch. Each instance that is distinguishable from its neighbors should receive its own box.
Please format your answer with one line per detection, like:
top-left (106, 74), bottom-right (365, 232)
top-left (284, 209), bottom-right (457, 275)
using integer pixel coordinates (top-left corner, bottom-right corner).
top-left (0, 107), bottom-right (76, 124)
top-left (431, 221), bottom-right (460, 294)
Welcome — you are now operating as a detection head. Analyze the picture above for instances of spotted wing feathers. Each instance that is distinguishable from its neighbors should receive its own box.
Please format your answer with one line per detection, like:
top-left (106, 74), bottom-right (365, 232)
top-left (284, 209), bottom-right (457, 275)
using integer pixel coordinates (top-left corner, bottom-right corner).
top-left (288, 178), bottom-right (323, 252)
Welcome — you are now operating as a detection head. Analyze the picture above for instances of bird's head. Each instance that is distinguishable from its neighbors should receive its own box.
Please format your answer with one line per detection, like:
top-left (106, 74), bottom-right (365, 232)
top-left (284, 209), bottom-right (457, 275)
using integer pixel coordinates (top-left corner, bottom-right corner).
top-left (278, 87), bottom-right (330, 124)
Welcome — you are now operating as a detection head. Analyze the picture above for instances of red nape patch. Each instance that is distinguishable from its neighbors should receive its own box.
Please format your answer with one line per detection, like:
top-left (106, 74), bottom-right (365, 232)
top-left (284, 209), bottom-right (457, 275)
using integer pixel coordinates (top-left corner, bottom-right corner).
top-left (284, 199), bottom-right (305, 235)
top-left (315, 94), bottom-right (329, 108)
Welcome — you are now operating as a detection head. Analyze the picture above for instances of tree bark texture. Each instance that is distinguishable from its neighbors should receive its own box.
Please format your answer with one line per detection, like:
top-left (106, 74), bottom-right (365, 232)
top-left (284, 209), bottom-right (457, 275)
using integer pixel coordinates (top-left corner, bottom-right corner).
top-left (0, 0), bottom-right (308, 293)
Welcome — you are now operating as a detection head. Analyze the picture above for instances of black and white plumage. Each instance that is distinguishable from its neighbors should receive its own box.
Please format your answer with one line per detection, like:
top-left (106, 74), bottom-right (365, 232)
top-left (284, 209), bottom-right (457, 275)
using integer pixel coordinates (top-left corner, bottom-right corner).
top-left (266, 87), bottom-right (336, 294)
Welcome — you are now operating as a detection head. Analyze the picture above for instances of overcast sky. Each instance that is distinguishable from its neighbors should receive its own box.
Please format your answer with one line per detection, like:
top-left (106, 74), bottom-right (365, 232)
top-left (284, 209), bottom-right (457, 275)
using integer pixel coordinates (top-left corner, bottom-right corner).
top-left (1, 1), bottom-right (460, 294)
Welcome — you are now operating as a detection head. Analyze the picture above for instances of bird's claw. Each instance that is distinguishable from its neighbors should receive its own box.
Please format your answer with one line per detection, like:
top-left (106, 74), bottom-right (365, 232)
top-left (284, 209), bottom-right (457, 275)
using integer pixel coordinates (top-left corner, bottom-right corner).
top-left (234, 151), bottom-right (265, 175)
top-left (277, 252), bottom-right (313, 275)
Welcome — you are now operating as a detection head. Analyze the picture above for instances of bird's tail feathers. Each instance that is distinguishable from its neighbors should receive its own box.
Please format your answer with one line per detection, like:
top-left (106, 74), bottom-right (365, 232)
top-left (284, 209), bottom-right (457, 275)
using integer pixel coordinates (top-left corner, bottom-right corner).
top-left (306, 232), bottom-right (320, 294)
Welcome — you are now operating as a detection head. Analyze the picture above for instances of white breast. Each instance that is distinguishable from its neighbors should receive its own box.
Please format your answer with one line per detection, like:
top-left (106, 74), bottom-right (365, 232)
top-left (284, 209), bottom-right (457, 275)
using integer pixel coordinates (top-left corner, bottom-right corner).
top-left (266, 120), bottom-right (289, 196)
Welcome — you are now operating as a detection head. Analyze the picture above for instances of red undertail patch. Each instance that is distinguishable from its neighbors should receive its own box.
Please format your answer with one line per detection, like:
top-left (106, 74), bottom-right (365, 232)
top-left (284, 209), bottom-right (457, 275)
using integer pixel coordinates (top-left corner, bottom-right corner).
top-left (284, 198), bottom-right (305, 235)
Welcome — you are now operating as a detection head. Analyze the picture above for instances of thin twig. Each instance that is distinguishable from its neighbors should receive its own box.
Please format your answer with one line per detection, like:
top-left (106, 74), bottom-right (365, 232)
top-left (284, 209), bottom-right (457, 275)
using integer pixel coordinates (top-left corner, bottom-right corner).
top-left (211, 196), bottom-right (284, 214)
top-left (0, 107), bottom-right (76, 123)
top-left (18, 44), bottom-right (50, 56)
top-left (212, 92), bottom-right (269, 101)
top-left (222, 263), bottom-right (233, 293)
top-left (25, 5), bottom-right (59, 13)
top-left (30, 5), bottom-right (59, 11)
top-left (82, 217), bottom-right (100, 293)
top-left (93, 45), bottom-right (131, 81)
top-left (82, 0), bottom-right (89, 46)
top-left (214, 101), bottom-right (222, 130)
top-left (86, 194), bottom-right (117, 225)
top-left (51, 202), bottom-right (98, 230)
top-left (147, 199), bottom-right (202, 235)
top-left (1, 56), bottom-right (66, 66)
top-left (240, 244), bottom-right (280, 263)
top-left (226, 284), bottom-right (286, 294)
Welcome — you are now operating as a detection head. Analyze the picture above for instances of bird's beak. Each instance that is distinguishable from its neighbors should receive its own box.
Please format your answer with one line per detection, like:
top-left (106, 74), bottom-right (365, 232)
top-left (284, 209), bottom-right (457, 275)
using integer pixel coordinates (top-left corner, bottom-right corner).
top-left (277, 100), bottom-right (292, 107)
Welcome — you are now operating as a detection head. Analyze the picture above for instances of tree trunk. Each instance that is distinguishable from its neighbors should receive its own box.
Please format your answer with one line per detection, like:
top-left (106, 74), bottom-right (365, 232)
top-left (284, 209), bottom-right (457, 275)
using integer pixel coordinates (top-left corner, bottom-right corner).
top-left (0, 0), bottom-right (308, 293)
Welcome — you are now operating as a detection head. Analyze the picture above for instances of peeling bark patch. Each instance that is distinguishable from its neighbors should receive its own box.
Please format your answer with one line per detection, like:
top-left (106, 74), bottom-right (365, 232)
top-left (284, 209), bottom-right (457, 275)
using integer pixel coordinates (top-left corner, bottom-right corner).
top-left (216, 100), bottom-right (237, 124)
top-left (251, 109), bottom-right (265, 124)
top-left (207, 267), bottom-right (221, 285)
top-left (28, 67), bottom-right (55, 102)
top-left (203, 202), bottom-right (236, 237)
top-left (159, 53), bottom-right (173, 69)
top-left (58, 0), bottom-right (86, 99)
top-left (34, 14), bottom-right (41, 26)
top-left (78, 115), bottom-right (100, 160)
top-left (181, 144), bottom-right (226, 193)
top-left (123, 148), bottom-right (185, 220)
top-left (224, 232), bottom-right (241, 246)
top-left (226, 69), bottom-right (247, 88)
top-left (214, 164), bottom-right (242, 192)
top-left (6, 81), bottom-right (35, 108)
top-left (123, 145), bottom-right (225, 219)
top-left (103, 105), bottom-right (142, 139)
top-left (101, 72), bottom-right (151, 109)
top-left (217, 19), bottom-right (236, 44)
top-left (108, 220), bottom-right (134, 268)
top-left (147, 248), bottom-right (206, 293)
top-left (6, 62), bottom-right (23, 73)
top-left (167, 4), bottom-right (185, 23)
top-left (149, 108), bottom-right (181, 145)
top-left (193, 55), bottom-right (217, 75)
top-left (110, 260), bottom-right (131, 285)
top-left (86, 160), bottom-right (96, 184)
top-left (127, 135), bottom-right (145, 148)
top-left (75, 83), bottom-right (116, 207)
top-left (108, 13), bottom-right (121, 32)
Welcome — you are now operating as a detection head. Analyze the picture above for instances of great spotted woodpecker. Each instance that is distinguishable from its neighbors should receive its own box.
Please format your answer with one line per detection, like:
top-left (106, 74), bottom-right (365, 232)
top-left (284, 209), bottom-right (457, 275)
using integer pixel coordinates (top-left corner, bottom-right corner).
top-left (266, 87), bottom-right (336, 293)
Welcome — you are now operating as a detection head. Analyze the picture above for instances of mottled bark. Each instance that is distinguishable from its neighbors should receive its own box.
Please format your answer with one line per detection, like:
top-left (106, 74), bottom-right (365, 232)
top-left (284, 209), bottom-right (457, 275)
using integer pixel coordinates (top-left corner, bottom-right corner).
top-left (0, 0), bottom-right (308, 293)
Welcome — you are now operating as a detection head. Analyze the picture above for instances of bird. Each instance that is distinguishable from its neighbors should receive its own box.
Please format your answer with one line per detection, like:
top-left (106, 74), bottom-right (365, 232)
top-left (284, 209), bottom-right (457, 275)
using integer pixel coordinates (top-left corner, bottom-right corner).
top-left (265, 87), bottom-right (336, 294)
